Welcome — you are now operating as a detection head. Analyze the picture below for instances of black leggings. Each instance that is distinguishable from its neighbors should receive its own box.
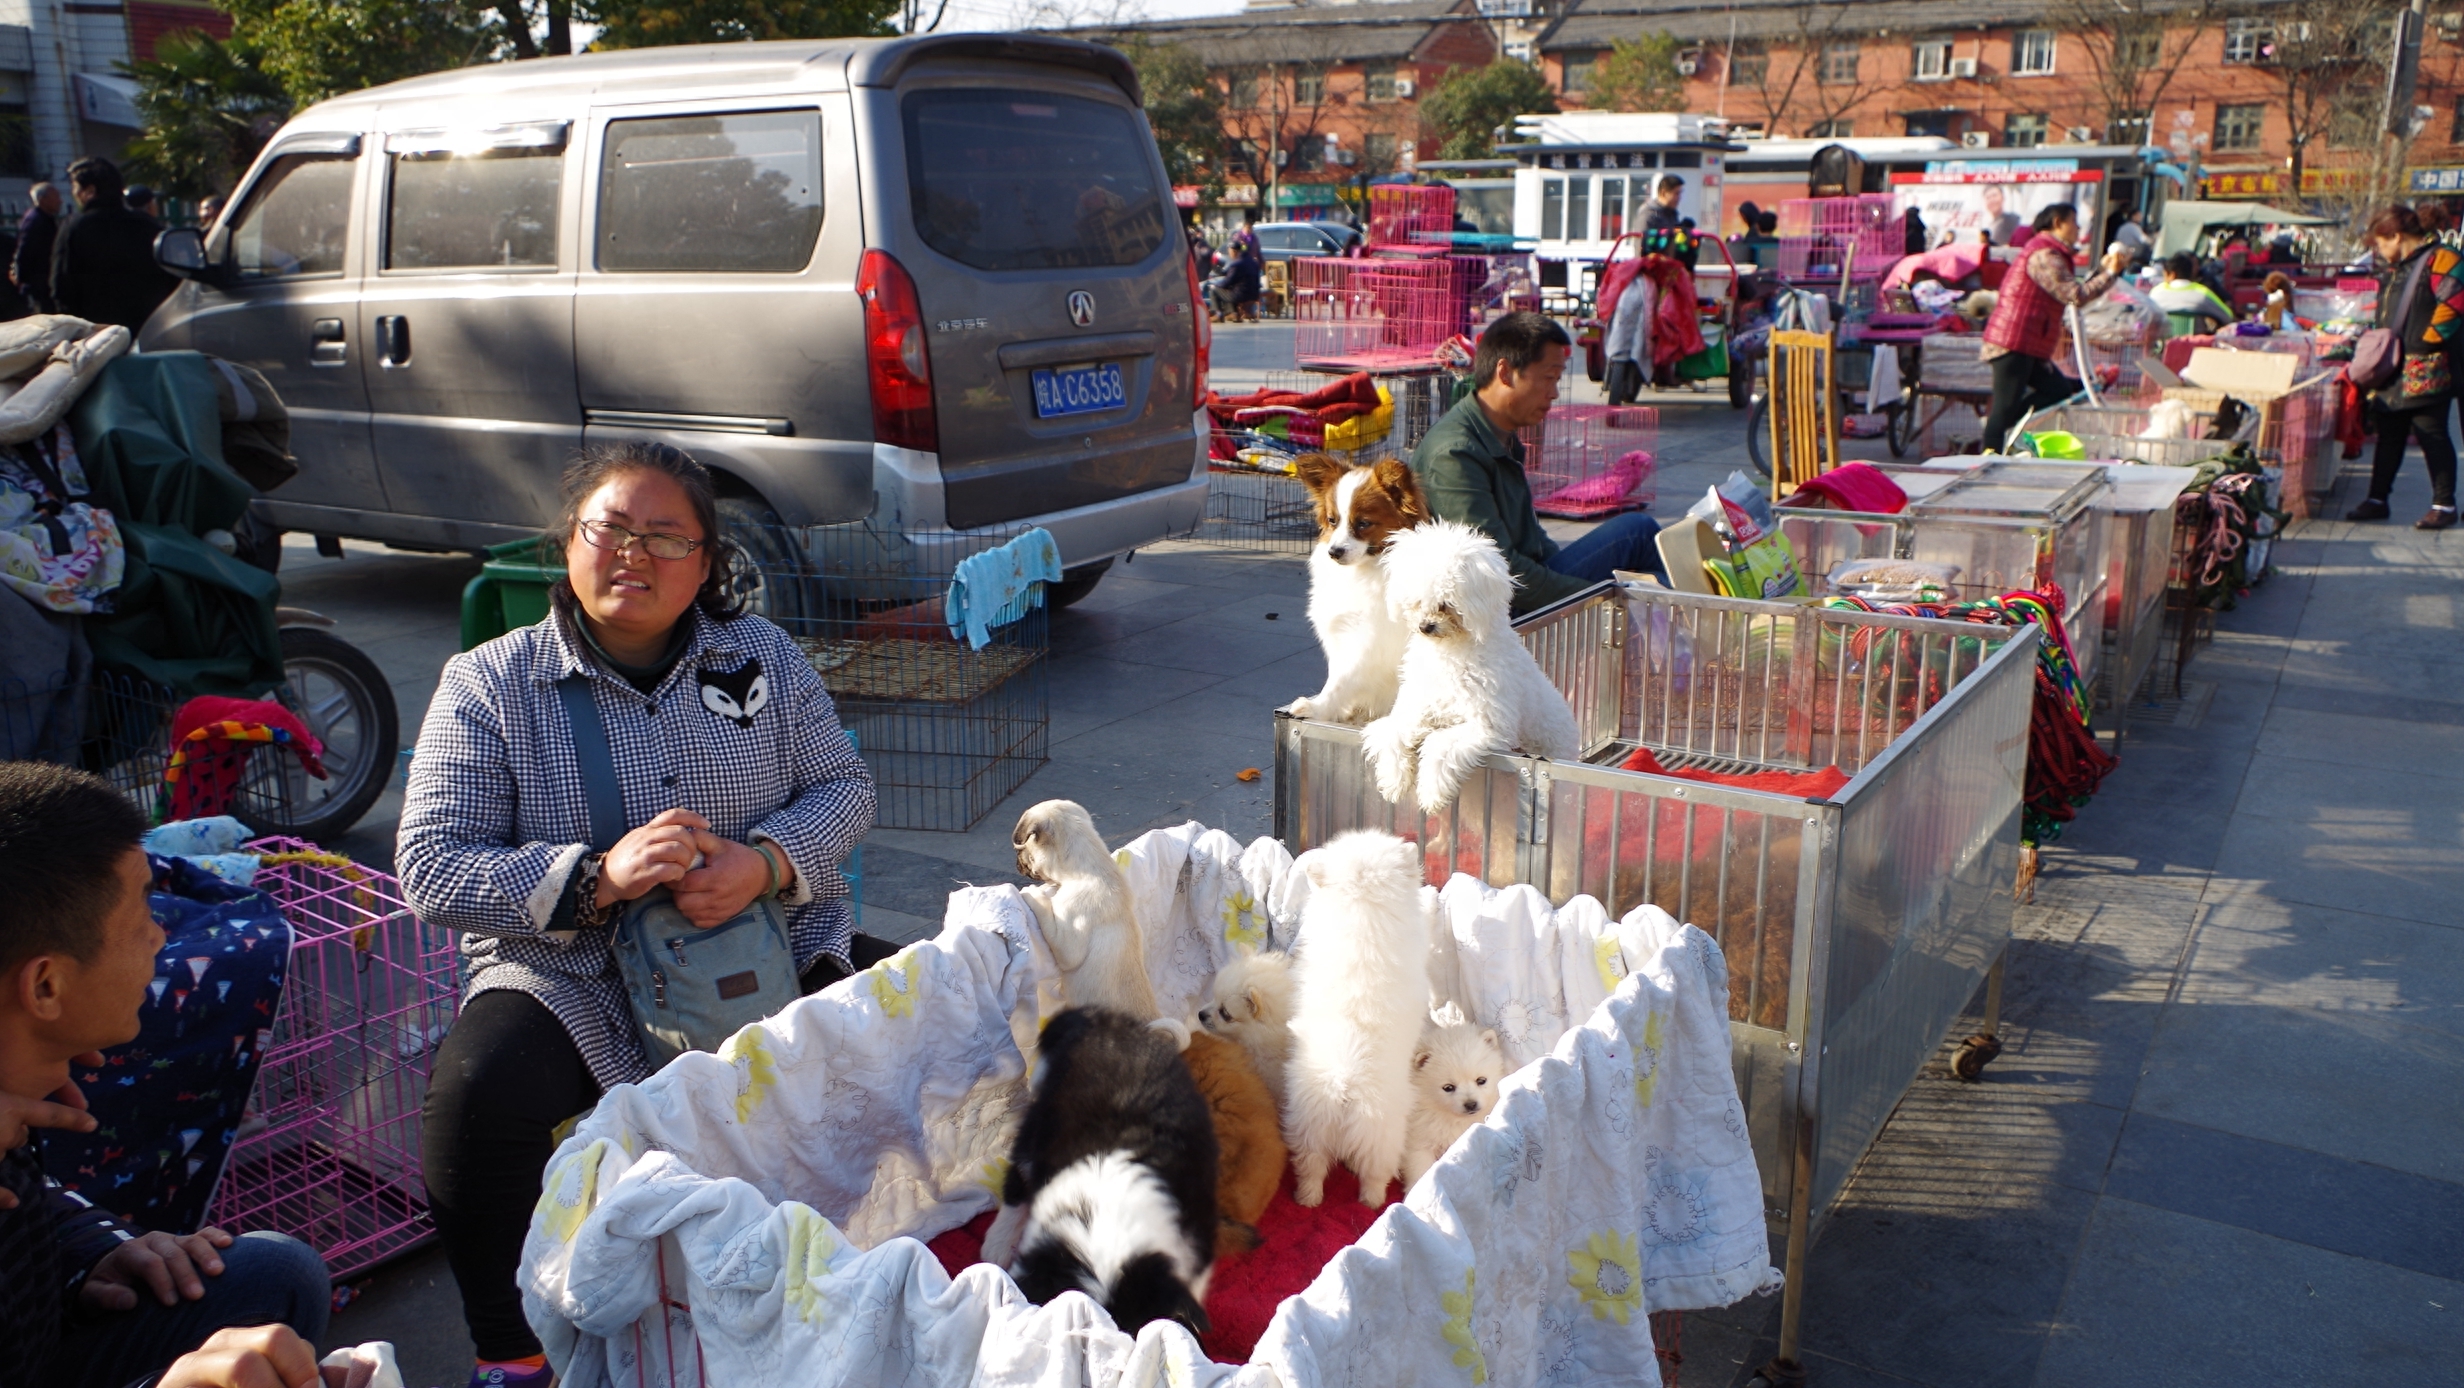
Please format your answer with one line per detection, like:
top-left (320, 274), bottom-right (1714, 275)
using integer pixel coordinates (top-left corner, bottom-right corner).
top-left (422, 990), bottom-right (599, 1361)
top-left (1982, 350), bottom-right (2080, 453)
top-left (2368, 397), bottom-right (2458, 509)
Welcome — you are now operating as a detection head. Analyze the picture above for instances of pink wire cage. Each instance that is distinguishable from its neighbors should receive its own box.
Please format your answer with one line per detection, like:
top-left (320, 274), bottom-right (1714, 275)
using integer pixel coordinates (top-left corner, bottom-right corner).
top-left (1520, 405), bottom-right (1659, 518)
top-left (1291, 255), bottom-right (1456, 372)
top-left (1366, 184), bottom-right (1456, 251)
top-left (1775, 194), bottom-right (1904, 283)
top-left (208, 840), bottom-right (458, 1280)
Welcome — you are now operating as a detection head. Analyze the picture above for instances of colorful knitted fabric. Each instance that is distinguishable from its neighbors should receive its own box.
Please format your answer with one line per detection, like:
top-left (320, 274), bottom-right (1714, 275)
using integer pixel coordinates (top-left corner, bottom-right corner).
top-left (163, 696), bottom-right (326, 820)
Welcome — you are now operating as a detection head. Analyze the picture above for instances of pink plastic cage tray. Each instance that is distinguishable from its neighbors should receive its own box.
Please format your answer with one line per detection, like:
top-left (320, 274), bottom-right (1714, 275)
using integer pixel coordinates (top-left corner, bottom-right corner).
top-left (1776, 195), bottom-right (1903, 283)
top-left (1366, 184), bottom-right (1455, 250)
top-left (208, 839), bottom-right (457, 1280)
top-left (1520, 405), bottom-right (1658, 518)
top-left (1291, 255), bottom-right (1456, 372)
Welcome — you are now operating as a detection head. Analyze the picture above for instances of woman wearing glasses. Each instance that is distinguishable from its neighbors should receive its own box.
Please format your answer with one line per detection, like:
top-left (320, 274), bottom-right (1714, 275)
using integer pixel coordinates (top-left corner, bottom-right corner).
top-left (396, 443), bottom-right (875, 1386)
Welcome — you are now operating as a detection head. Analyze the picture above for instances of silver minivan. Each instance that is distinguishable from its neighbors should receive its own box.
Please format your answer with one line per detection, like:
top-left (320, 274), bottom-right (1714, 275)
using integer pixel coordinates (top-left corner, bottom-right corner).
top-left (146, 34), bottom-right (1210, 604)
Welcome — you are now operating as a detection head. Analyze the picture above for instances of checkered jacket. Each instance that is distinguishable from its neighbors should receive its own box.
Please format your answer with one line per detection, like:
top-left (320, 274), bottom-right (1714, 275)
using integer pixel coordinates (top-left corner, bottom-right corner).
top-left (398, 605), bottom-right (875, 1089)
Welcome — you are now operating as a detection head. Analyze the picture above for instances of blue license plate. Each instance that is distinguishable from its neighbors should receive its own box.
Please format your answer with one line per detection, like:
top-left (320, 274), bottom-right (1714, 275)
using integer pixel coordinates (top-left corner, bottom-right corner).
top-left (1030, 362), bottom-right (1127, 418)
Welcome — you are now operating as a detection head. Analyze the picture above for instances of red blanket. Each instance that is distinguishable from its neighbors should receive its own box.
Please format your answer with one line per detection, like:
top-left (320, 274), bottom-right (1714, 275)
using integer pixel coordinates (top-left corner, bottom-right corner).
top-left (1618, 746), bottom-right (1851, 799)
top-left (928, 1163), bottom-right (1395, 1362)
top-left (1206, 372), bottom-right (1383, 428)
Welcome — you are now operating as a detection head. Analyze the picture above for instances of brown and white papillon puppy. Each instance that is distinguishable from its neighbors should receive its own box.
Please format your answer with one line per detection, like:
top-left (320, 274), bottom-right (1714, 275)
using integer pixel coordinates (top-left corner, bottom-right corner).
top-left (1283, 453), bottom-right (1429, 726)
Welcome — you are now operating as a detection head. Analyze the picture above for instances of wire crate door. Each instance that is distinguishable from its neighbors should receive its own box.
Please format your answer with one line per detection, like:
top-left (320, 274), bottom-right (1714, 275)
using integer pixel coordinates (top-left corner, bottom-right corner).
top-left (1768, 330), bottom-right (1840, 498)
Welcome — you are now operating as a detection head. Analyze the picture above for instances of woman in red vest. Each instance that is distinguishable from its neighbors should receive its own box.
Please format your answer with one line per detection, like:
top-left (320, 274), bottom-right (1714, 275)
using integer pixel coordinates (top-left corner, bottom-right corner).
top-left (1979, 202), bottom-right (2131, 452)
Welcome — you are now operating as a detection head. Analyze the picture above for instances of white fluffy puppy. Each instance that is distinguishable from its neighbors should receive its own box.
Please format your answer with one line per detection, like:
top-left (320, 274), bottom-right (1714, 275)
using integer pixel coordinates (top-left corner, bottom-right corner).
top-left (1361, 520), bottom-right (1582, 813)
top-left (1196, 950), bottom-right (1297, 1110)
top-left (1013, 800), bottom-right (1165, 1025)
top-left (1401, 1003), bottom-right (1506, 1190)
top-left (1283, 831), bottom-right (1430, 1207)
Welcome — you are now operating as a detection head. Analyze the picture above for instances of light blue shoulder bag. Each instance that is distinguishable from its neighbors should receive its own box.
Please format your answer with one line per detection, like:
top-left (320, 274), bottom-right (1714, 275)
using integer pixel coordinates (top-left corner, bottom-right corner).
top-left (558, 675), bottom-right (802, 1070)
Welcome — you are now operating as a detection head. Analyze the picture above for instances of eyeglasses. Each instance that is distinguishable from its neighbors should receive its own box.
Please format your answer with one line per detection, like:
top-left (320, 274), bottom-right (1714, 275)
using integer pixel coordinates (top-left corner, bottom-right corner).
top-left (578, 518), bottom-right (702, 561)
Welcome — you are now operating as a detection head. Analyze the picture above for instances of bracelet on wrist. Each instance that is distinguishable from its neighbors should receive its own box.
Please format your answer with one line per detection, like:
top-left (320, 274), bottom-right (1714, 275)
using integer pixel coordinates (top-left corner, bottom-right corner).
top-left (752, 841), bottom-right (785, 898)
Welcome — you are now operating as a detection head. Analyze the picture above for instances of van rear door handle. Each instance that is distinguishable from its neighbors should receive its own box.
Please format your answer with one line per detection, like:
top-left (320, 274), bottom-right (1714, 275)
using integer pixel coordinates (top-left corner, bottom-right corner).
top-left (375, 315), bottom-right (410, 367)
top-left (309, 318), bottom-right (346, 366)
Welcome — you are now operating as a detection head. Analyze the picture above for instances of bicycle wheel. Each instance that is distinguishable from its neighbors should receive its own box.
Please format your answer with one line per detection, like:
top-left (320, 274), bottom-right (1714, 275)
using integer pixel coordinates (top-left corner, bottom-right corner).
top-left (1745, 392), bottom-right (1771, 479)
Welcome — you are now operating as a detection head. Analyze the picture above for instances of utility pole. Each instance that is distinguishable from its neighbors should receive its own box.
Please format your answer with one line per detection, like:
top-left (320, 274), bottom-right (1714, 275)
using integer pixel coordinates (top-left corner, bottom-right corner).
top-left (2383, 0), bottom-right (2427, 198)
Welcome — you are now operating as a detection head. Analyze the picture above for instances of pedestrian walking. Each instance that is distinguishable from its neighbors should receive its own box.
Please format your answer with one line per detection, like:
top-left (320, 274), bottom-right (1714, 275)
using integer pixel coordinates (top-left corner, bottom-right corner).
top-left (124, 184), bottom-right (156, 217)
top-left (11, 183), bottom-right (60, 315)
top-left (2345, 203), bottom-right (2464, 529)
top-left (51, 158), bottom-right (176, 332)
top-left (1979, 202), bottom-right (2130, 453)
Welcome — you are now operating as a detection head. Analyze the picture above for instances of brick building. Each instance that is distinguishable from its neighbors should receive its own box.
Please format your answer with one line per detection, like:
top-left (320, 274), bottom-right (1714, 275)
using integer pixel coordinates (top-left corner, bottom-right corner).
top-left (1534, 0), bottom-right (2464, 207)
top-left (1076, 0), bottom-right (1502, 228)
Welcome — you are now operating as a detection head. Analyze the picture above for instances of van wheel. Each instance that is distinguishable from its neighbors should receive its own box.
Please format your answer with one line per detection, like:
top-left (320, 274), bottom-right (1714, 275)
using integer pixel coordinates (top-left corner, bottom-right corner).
top-left (1046, 558), bottom-right (1111, 610)
top-left (717, 496), bottom-right (810, 626)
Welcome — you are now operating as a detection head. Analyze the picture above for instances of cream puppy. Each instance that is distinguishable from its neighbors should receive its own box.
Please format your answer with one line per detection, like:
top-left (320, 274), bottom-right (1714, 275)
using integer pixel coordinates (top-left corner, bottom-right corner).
top-left (1196, 950), bottom-right (1297, 1110)
top-left (1401, 1003), bottom-right (1506, 1190)
top-left (1013, 800), bottom-right (1164, 1025)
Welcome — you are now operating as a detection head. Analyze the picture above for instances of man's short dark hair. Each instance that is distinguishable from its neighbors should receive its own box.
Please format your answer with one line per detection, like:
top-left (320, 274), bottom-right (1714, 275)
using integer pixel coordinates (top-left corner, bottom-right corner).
top-left (2165, 251), bottom-right (2199, 281)
top-left (2031, 202), bottom-right (2079, 235)
top-left (1473, 311), bottom-right (1571, 392)
top-left (66, 156), bottom-right (124, 202)
top-left (0, 762), bottom-right (147, 971)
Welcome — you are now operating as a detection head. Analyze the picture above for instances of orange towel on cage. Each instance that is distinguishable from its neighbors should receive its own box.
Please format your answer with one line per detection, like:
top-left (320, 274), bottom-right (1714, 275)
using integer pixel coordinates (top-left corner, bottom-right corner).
top-left (164, 696), bottom-right (326, 820)
top-left (1616, 746), bottom-right (1851, 800)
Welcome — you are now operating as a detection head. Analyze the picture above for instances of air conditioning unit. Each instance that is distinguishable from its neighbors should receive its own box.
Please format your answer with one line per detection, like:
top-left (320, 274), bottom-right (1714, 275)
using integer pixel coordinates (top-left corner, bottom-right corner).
top-left (1394, 77), bottom-right (1416, 97)
top-left (2066, 126), bottom-right (2094, 143)
top-left (1961, 130), bottom-right (1993, 148)
top-left (1675, 50), bottom-right (1701, 77)
top-left (1949, 56), bottom-right (1978, 78)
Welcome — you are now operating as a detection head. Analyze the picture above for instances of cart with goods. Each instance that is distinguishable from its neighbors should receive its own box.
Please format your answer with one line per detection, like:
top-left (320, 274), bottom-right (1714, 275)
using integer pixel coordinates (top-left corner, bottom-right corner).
top-left (1276, 581), bottom-right (2040, 1387)
top-left (1581, 229), bottom-right (1753, 408)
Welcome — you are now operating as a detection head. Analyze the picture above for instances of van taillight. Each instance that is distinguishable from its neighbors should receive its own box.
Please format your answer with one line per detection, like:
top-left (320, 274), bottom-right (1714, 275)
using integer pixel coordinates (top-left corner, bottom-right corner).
top-left (1182, 249), bottom-right (1210, 410)
top-left (858, 249), bottom-right (935, 453)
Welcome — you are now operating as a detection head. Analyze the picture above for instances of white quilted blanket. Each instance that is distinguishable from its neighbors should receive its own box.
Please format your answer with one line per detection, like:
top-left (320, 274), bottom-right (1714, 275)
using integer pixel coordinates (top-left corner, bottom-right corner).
top-left (521, 824), bottom-right (1779, 1388)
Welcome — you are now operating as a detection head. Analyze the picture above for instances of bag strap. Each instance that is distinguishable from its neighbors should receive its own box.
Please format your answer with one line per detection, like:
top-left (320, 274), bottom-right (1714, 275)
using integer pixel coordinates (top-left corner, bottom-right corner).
top-left (557, 675), bottom-right (626, 853)
top-left (2391, 250), bottom-right (2436, 343)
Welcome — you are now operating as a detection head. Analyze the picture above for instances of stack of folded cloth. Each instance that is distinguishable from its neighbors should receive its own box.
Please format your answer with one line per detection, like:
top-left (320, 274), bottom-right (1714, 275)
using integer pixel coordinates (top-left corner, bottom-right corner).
top-left (1206, 372), bottom-right (1386, 462)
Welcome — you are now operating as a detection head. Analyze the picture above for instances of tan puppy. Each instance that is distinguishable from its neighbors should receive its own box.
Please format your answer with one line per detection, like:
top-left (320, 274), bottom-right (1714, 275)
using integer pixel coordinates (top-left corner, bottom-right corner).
top-left (1013, 799), bottom-right (1164, 1023)
top-left (1180, 1030), bottom-right (1287, 1254)
top-left (1197, 951), bottom-right (1296, 1111)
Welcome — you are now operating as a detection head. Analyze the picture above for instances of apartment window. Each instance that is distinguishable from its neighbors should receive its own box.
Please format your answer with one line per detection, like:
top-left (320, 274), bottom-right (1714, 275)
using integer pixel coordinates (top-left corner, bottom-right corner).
top-left (1903, 110), bottom-right (1956, 139)
top-left (1729, 42), bottom-right (1768, 88)
top-left (1292, 136), bottom-right (1325, 172)
top-left (2005, 113), bottom-right (2049, 148)
top-left (2328, 99), bottom-right (2377, 149)
top-left (2223, 18), bottom-right (2272, 64)
top-left (1913, 38), bottom-right (1952, 80)
top-left (2108, 115), bottom-right (2150, 146)
top-left (1820, 42), bottom-right (1861, 86)
top-left (2214, 103), bottom-right (2265, 151)
top-left (1563, 51), bottom-right (1598, 94)
top-left (1367, 63), bottom-right (1398, 102)
top-left (2453, 100), bottom-right (2464, 144)
top-left (1807, 118), bottom-right (1853, 139)
top-left (1230, 70), bottom-right (1258, 107)
top-left (1295, 71), bottom-right (1323, 106)
top-left (2116, 27), bottom-right (2162, 70)
top-left (1366, 132), bottom-right (1397, 167)
top-left (2011, 30), bottom-right (2056, 75)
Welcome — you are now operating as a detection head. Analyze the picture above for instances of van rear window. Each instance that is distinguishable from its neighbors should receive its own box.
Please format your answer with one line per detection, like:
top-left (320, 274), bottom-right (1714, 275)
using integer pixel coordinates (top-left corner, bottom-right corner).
top-left (903, 90), bottom-right (1166, 272)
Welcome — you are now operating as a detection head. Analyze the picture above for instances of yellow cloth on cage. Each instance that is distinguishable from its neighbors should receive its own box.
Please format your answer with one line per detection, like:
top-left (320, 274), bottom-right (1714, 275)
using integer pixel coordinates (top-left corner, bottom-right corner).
top-left (1322, 385), bottom-right (1393, 453)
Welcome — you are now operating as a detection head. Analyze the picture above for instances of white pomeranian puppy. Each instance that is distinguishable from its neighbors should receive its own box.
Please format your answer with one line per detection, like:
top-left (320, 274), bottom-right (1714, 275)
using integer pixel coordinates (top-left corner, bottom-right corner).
top-left (1196, 951), bottom-right (1297, 1110)
top-left (1283, 831), bottom-right (1430, 1207)
top-left (1361, 520), bottom-right (1582, 814)
top-left (1013, 800), bottom-right (1166, 1028)
top-left (1283, 454), bottom-right (1430, 726)
top-left (1401, 1003), bottom-right (1506, 1190)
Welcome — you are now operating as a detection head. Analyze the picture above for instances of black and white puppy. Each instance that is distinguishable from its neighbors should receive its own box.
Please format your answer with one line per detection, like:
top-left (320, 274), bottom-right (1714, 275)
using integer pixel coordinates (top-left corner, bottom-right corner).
top-left (979, 1006), bottom-right (1219, 1336)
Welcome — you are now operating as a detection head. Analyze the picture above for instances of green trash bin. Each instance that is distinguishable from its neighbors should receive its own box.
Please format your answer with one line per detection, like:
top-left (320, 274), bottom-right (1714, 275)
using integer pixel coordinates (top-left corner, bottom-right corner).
top-left (459, 536), bottom-right (566, 651)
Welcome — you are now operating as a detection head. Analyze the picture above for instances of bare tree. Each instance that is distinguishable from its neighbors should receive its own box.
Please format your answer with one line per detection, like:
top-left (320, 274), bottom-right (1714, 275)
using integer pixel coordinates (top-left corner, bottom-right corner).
top-left (1735, 8), bottom-right (1886, 138)
top-left (2049, 0), bottom-right (2216, 145)
top-left (1214, 35), bottom-right (1343, 216)
top-left (2247, 1), bottom-right (2397, 197)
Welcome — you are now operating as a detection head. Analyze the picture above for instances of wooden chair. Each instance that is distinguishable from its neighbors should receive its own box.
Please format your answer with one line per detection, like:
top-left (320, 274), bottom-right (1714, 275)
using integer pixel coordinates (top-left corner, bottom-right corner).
top-left (1767, 329), bottom-right (1840, 499)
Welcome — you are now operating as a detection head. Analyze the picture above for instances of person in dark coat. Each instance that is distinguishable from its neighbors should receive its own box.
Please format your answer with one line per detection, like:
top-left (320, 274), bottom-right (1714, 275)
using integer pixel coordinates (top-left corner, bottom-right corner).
top-left (11, 183), bottom-right (60, 314)
top-left (51, 158), bottom-right (176, 331)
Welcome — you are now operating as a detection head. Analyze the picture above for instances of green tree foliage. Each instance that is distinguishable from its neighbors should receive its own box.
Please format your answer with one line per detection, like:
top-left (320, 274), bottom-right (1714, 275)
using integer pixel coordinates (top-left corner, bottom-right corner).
top-left (123, 31), bottom-right (291, 200)
top-left (1587, 34), bottom-right (1685, 114)
top-left (1421, 59), bottom-right (1557, 161)
top-left (586, 0), bottom-right (899, 49)
top-left (221, 0), bottom-right (499, 106)
top-left (1114, 38), bottom-right (1224, 197)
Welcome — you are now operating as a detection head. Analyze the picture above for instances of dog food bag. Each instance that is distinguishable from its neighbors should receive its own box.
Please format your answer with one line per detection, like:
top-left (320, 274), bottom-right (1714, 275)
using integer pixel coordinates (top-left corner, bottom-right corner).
top-left (1688, 472), bottom-right (1805, 601)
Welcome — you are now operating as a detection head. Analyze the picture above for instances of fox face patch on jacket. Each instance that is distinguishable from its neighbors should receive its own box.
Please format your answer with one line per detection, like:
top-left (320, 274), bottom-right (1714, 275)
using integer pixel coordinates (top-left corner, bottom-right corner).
top-left (698, 659), bottom-right (768, 729)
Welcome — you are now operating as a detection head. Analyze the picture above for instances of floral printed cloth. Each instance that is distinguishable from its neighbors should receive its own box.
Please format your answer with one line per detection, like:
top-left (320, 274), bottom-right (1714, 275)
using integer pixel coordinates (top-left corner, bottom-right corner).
top-left (520, 824), bottom-right (1776, 1388)
top-left (0, 425), bottom-right (122, 612)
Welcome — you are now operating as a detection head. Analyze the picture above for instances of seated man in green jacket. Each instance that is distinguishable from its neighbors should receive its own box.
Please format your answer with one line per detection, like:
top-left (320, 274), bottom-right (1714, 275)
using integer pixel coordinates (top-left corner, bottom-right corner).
top-left (1410, 311), bottom-right (1664, 617)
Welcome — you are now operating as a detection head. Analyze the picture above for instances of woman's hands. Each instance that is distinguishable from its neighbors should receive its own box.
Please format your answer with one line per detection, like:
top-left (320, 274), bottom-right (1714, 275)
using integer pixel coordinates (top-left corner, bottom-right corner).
top-left (591, 809), bottom-right (796, 927)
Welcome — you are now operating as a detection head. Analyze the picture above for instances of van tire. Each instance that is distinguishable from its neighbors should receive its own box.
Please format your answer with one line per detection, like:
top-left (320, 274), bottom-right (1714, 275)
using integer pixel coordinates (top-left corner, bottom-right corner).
top-left (717, 496), bottom-right (809, 626)
top-left (1047, 558), bottom-right (1111, 610)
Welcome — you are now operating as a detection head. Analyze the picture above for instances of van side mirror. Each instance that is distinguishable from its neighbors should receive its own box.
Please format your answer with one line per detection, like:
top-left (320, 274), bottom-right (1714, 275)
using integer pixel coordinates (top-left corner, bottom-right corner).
top-left (155, 226), bottom-right (234, 290)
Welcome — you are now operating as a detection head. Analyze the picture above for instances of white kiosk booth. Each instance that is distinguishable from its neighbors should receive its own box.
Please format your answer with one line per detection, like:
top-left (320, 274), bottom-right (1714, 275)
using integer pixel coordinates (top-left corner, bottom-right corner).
top-left (1501, 111), bottom-right (1743, 311)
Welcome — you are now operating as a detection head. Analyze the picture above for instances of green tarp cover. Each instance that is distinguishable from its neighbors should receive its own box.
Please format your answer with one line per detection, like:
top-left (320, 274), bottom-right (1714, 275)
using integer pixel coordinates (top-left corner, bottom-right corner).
top-left (2155, 201), bottom-right (2340, 257)
top-left (73, 352), bottom-right (283, 696)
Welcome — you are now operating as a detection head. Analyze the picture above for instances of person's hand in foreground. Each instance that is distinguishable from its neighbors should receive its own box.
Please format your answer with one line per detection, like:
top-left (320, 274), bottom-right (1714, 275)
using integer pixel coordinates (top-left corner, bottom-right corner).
top-left (157, 1325), bottom-right (328, 1388)
top-left (0, 1053), bottom-right (101, 1208)
top-left (81, 1226), bottom-right (235, 1310)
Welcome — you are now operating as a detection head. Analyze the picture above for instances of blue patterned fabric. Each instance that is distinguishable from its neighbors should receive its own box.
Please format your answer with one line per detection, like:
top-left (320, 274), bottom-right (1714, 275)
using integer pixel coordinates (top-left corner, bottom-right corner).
top-left (944, 527), bottom-right (1060, 650)
top-left (41, 854), bottom-right (290, 1234)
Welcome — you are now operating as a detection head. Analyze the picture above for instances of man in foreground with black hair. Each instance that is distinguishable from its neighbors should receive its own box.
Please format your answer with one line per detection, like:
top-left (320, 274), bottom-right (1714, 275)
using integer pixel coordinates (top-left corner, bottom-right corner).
top-left (0, 761), bottom-right (333, 1388)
